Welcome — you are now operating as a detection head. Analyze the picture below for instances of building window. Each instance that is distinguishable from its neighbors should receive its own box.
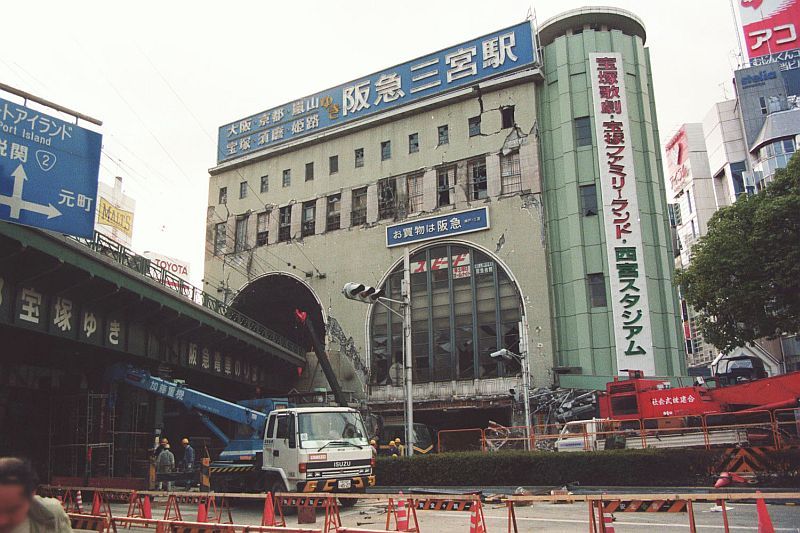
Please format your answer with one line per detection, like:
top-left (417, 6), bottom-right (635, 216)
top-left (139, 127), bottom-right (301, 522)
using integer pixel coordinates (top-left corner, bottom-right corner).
top-left (351, 187), bottom-right (367, 226)
top-left (326, 194), bottom-right (341, 231)
top-left (686, 189), bottom-right (693, 214)
top-left (409, 133), bottom-right (419, 153)
top-left (407, 173), bottom-right (424, 213)
top-left (468, 158), bottom-right (487, 200)
top-left (278, 206), bottom-right (291, 242)
top-left (690, 219), bottom-right (697, 238)
top-left (370, 245), bottom-right (523, 384)
top-left (501, 106), bottom-right (515, 129)
top-left (468, 116), bottom-right (481, 137)
top-left (355, 148), bottom-right (364, 168)
top-left (256, 211), bottom-right (269, 246)
top-left (213, 222), bottom-right (226, 255)
top-left (437, 125), bottom-right (449, 146)
top-left (673, 202), bottom-right (683, 226)
top-left (260, 175), bottom-right (268, 194)
top-left (381, 140), bottom-right (391, 161)
top-left (587, 273), bottom-right (607, 308)
top-left (305, 162), bottom-right (314, 181)
top-left (759, 96), bottom-right (768, 115)
top-left (437, 166), bottom-right (455, 207)
top-left (378, 177), bottom-right (398, 220)
top-left (301, 201), bottom-right (316, 237)
top-left (282, 169), bottom-right (291, 187)
top-left (218, 187), bottom-right (227, 205)
top-left (239, 181), bottom-right (248, 199)
top-left (580, 184), bottom-right (598, 216)
top-left (234, 215), bottom-right (249, 252)
top-left (500, 151), bottom-right (522, 194)
top-left (575, 116), bottom-right (592, 147)
top-left (329, 155), bottom-right (338, 174)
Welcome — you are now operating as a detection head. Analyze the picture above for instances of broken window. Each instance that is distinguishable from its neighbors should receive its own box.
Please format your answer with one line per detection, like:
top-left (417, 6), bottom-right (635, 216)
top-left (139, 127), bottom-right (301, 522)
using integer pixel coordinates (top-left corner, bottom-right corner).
top-left (213, 222), bottom-right (226, 255)
top-left (381, 140), bottom-right (391, 161)
top-left (351, 187), bottom-right (367, 225)
top-left (468, 158), bottom-right (488, 200)
top-left (409, 132), bottom-right (419, 153)
top-left (378, 177), bottom-right (398, 220)
top-left (278, 206), bottom-right (291, 242)
top-left (305, 162), bottom-right (314, 181)
top-left (355, 148), bottom-right (364, 168)
top-left (468, 116), bottom-right (481, 137)
top-left (301, 201), bottom-right (316, 237)
top-left (437, 125), bottom-right (449, 146)
top-left (329, 155), bottom-right (339, 174)
top-left (500, 151), bottom-right (522, 195)
top-left (218, 187), bottom-right (227, 205)
top-left (326, 194), bottom-right (341, 231)
top-left (260, 175), bottom-right (269, 193)
top-left (239, 181), bottom-right (248, 199)
top-left (437, 166), bottom-right (455, 207)
top-left (282, 169), bottom-right (291, 187)
top-left (234, 214), bottom-right (248, 252)
top-left (256, 211), bottom-right (269, 246)
top-left (501, 106), bottom-right (515, 129)
top-left (407, 173), bottom-right (424, 213)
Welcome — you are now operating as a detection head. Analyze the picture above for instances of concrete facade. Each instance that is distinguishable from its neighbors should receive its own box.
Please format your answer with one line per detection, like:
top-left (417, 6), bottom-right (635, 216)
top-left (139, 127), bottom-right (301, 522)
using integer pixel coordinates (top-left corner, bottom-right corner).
top-left (205, 8), bottom-right (686, 429)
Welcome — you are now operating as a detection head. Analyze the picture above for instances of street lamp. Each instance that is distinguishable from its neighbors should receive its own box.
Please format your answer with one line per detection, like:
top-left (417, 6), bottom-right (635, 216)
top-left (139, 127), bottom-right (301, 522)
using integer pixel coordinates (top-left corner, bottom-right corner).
top-left (342, 277), bottom-right (415, 457)
top-left (491, 348), bottom-right (532, 451)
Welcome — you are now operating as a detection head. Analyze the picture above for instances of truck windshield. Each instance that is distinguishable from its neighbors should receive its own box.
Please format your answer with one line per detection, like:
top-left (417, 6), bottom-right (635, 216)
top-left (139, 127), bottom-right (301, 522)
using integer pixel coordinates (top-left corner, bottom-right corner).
top-left (298, 412), bottom-right (368, 449)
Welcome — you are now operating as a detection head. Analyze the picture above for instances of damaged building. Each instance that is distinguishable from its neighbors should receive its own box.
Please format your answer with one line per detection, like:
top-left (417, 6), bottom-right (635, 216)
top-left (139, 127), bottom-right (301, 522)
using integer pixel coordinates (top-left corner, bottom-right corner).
top-left (204, 7), bottom-right (684, 439)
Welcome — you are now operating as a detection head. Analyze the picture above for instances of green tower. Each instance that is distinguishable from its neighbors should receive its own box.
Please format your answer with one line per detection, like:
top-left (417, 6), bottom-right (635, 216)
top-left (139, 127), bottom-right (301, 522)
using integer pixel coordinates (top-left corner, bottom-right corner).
top-left (537, 7), bottom-right (685, 389)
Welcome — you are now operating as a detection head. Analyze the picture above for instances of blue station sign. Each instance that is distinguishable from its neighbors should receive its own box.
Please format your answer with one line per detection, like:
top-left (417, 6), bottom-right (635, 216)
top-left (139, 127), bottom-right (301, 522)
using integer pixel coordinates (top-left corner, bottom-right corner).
top-left (386, 207), bottom-right (490, 248)
top-left (217, 21), bottom-right (536, 164)
top-left (0, 97), bottom-right (101, 238)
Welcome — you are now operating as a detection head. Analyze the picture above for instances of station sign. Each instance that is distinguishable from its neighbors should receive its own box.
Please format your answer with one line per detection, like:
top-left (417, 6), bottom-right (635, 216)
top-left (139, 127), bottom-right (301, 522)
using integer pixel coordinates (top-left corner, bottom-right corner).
top-left (217, 22), bottom-right (536, 163)
top-left (0, 97), bottom-right (101, 238)
top-left (385, 206), bottom-right (489, 248)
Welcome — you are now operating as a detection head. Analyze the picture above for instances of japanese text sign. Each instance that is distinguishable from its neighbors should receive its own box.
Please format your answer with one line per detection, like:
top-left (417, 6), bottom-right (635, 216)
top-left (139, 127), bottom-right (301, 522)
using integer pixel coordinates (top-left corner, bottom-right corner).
top-left (589, 53), bottom-right (655, 376)
top-left (665, 127), bottom-right (690, 195)
top-left (0, 97), bottom-right (101, 238)
top-left (739, 0), bottom-right (800, 60)
top-left (386, 207), bottom-right (489, 247)
top-left (217, 22), bottom-right (535, 164)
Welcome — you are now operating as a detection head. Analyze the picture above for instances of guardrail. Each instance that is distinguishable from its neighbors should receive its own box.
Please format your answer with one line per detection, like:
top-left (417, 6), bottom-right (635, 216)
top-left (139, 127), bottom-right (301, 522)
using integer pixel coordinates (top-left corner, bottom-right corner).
top-left (68, 231), bottom-right (303, 356)
top-left (431, 408), bottom-right (800, 453)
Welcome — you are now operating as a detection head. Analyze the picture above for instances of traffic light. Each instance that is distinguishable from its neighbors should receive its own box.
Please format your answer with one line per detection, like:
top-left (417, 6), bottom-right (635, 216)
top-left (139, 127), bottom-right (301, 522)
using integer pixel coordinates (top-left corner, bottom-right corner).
top-left (342, 282), bottom-right (386, 304)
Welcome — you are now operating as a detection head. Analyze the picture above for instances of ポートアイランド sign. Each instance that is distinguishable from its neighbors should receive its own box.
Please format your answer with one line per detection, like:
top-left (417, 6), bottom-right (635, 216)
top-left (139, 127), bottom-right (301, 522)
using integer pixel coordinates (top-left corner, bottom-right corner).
top-left (0, 97), bottom-right (101, 238)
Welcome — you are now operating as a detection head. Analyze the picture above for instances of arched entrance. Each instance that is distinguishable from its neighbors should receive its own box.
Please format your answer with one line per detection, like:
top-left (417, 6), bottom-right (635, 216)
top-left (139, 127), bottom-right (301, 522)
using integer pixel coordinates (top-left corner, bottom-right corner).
top-left (369, 242), bottom-right (525, 386)
top-left (232, 273), bottom-right (325, 352)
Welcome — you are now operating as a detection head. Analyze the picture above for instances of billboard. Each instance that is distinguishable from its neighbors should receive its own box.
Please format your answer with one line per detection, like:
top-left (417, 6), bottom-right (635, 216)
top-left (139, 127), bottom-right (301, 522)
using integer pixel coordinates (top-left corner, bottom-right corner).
top-left (0, 97), bottom-right (100, 238)
top-left (589, 53), bottom-right (656, 376)
top-left (665, 127), bottom-right (691, 195)
top-left (97, 196), bottom-right (134, 238)
top-left (217, 22), bottom-right (536, 164)
top-left (143, 251), bottom-right (190, 289)
top-left (739, 0), bottom-right (800, 59)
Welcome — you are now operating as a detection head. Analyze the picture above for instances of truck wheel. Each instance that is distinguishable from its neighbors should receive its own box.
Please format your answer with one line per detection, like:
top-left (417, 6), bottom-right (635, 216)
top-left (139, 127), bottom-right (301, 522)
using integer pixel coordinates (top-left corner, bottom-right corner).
top-left (339, 497), bottom-right (358, 508)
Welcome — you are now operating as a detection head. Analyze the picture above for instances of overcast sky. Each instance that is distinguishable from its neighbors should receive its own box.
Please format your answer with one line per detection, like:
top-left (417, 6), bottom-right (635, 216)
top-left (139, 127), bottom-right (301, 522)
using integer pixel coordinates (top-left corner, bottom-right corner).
top-left (0, 0), bottom-right (744, 288)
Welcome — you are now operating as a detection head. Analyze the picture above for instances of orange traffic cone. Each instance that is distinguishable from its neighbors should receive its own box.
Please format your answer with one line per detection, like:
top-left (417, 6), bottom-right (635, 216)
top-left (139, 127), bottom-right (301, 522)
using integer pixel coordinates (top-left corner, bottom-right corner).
top-left (90, 492), bottom-right (101, 516)
top-left (262, 492), bottom-right (276, 526)
top-left (143, 495), bottom-right (152, 519)
top-left (396, 492), bottom-right (409, 532)
top-left (196, 500), bottom-right (208, 523)
top-left (468, 501), bottom-right (485, 533)
top-left (756, 492), bottom-right (775, 533)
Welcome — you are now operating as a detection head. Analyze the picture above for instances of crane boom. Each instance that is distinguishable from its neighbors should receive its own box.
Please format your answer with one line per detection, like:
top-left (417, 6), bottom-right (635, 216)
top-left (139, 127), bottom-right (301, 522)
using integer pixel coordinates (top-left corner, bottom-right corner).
top-left (106, 364), bottom-right (269, 445)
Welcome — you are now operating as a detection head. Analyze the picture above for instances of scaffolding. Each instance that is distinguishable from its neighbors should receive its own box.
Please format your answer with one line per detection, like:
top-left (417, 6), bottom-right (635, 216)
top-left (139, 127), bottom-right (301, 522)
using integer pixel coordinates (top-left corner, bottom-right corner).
top-left (48, 393), bottom-right (114, 481)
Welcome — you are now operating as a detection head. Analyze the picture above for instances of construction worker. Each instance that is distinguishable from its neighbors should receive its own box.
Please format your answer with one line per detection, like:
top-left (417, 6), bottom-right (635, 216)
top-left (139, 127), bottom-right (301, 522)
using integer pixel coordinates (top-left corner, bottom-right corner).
top-left (180, 438), bottom-right (195, 472)
top-left (152, 437), bottom-right (168, 458)
top-left (396, 438), bottom-right (405, 457)
top-left (0, 457), bottom-right (72, 533)
top-left (388, 439), bottom-right (399, 457)
top-left (156, 444), bottom-right (175, 491)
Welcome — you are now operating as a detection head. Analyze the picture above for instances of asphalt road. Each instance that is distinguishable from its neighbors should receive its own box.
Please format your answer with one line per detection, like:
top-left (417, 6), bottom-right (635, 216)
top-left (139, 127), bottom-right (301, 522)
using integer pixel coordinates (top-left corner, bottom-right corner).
top-left (108, 494), bottom-right (800, 532)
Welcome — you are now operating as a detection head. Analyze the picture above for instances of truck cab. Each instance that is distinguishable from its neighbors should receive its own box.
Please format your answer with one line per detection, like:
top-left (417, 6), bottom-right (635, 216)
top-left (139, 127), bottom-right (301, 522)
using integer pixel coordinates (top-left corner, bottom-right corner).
top-left (263, 407), bottom-right (375, 496)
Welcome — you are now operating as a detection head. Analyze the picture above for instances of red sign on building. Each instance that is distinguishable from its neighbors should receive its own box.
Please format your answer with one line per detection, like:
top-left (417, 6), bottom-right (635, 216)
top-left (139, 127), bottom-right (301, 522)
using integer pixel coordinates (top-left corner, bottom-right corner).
top-left (740, 0), bottom-right (800, 59)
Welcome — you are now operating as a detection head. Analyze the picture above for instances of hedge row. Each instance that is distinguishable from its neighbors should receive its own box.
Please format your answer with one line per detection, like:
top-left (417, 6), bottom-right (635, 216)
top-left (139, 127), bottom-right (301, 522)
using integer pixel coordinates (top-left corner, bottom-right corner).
top-left (375, 448), bottom-right (800, 487)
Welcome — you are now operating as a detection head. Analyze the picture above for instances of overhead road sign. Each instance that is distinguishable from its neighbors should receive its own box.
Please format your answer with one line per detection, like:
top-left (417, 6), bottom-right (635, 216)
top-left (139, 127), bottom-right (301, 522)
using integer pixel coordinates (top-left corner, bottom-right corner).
top-left (0, 96), bottom-right (101, 238)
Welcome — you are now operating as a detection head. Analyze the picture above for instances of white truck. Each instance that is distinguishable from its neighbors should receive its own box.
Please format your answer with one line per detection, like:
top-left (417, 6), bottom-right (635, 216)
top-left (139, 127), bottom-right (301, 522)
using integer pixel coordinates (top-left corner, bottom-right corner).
top-left (264, 407), bottom-right (375, 504)
top-left (554, 418), bottom-right (749, 452)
